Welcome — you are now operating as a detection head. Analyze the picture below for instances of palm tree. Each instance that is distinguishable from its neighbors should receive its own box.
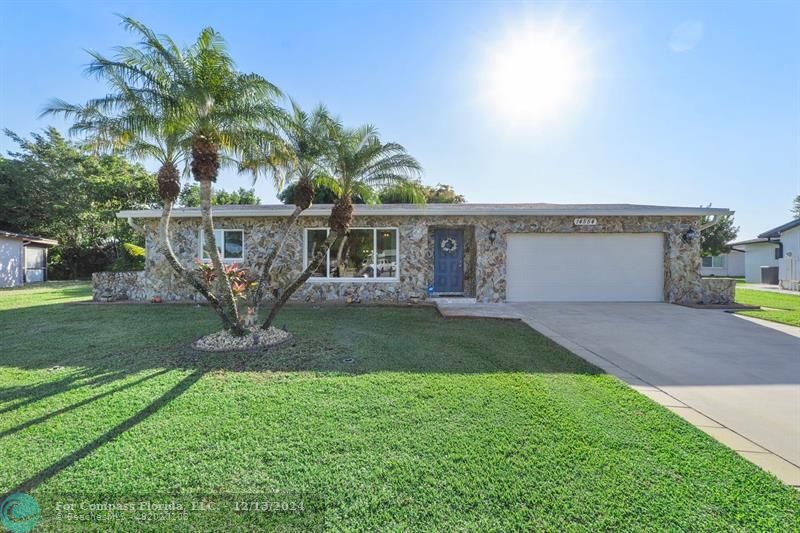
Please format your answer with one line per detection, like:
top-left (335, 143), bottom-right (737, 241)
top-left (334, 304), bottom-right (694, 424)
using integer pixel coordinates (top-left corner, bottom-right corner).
top-left (271, 101), bottom-right (335, 210)
top-left (327, 124), bottom-right (422, 231)
top-left (45, 17), bottom-right (284, 335)
top-left (263, 124), bottom-right (422, 328)
top-left (167, 24), bottom-right (284, 332)
top-left (243, 101), bottom-right (335, 311)
top-left (43, 99), bottom-right (247, 322)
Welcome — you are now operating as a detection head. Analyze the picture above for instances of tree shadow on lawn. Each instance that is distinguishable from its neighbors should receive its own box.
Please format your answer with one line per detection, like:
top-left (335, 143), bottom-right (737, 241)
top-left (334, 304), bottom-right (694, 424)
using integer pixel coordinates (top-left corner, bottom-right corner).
top-left (0, 369), bottom-right (127, 407)
top-left (5, 369), bottom-right (203, 496)
top-left (0, 369), bottom-right (171, 439)
top-left (0, 302), bottom-right (600, 497)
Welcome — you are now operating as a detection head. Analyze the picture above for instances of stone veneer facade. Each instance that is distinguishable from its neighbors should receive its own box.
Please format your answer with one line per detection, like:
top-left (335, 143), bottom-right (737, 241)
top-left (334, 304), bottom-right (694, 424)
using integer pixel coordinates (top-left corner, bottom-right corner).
top-left (94, 213), bottom-right (720, 304)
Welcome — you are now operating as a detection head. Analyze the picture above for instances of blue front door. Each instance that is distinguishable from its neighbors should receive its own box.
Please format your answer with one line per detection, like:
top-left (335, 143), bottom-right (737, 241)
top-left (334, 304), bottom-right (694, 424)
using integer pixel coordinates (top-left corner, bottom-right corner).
top-left (433, 228), bottom-right (464, 293)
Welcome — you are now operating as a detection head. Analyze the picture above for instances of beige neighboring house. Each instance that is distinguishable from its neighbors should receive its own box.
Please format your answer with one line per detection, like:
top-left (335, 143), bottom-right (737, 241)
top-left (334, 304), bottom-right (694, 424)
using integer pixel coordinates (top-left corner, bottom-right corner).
top-left (0, 230), bottom-right (58, 288)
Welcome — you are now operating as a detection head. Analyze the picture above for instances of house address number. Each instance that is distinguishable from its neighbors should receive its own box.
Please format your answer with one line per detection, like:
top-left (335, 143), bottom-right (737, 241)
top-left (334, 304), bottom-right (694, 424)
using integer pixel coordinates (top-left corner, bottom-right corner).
top-left (573, 217), bottom-right (597, 226)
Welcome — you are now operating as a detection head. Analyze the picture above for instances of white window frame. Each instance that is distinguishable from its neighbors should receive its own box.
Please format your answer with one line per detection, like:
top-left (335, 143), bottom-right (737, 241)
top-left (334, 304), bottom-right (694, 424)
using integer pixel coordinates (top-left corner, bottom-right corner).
top-left (304, 227), bottom-right (400, 282)
top-left (199, 229), bottom-right (245, 262)
top-left (702, 254), bottom-right (726, 268)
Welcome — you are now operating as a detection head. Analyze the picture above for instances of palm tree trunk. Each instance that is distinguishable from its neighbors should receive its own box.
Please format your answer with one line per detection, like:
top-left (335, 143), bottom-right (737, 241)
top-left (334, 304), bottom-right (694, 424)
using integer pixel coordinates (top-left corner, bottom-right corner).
top-left (335, 233), bottom-right (348, 270)
top-left (157, 202), bottom-right (236, 331)
top-left (251, 205), bottom-right (303, 312)
top-left (262, 229), bottom-right (339, 329)
top-left (199, 180), bottom-right (244, 335)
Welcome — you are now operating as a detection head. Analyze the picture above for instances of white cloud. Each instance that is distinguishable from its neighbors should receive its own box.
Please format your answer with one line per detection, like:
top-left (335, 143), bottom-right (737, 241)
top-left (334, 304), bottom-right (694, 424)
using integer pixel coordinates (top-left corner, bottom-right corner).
top-left (669, 20), bottom-right (704, 53)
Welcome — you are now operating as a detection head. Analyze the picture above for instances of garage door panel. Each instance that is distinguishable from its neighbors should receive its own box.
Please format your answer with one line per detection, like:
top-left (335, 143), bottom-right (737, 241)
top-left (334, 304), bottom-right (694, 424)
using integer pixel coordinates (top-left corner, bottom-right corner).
top-left (506, 233), bottom-right (664, 302)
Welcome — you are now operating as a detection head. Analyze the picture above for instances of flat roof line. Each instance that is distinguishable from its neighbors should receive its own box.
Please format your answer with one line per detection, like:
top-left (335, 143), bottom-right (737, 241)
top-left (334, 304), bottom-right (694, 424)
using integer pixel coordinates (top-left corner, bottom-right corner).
top-left (118, 203), bottom-right (733, 219)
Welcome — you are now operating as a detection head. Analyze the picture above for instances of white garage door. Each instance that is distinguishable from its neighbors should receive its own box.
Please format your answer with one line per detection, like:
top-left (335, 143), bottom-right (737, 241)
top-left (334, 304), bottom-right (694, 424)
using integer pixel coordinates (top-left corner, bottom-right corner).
top-left (506, 233), bottom-right (664, 302)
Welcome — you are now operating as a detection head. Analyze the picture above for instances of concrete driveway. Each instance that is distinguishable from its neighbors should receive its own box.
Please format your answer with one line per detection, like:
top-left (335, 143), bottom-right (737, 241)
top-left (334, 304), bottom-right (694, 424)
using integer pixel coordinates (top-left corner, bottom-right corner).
top-left (437, 301), bottom-right (800, 484)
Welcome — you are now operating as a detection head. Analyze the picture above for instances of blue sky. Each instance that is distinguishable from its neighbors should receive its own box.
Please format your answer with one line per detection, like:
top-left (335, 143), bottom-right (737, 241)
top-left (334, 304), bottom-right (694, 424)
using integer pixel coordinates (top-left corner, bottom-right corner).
top-left (1, 0), bottom-right (798, 239)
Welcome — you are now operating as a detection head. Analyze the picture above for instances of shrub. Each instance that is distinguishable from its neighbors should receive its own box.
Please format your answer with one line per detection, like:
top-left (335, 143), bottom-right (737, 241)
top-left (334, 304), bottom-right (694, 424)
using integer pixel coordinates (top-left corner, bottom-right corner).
top-left (110, 242), bottom-right (146, 272)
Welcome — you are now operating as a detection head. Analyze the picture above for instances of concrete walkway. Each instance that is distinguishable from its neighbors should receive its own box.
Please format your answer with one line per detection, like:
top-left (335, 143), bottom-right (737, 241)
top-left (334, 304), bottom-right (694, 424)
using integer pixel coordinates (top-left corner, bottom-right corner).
top-left (739, 283), bottom-right (799, 295)
top-left (436, 301), bottom-right (800, 486)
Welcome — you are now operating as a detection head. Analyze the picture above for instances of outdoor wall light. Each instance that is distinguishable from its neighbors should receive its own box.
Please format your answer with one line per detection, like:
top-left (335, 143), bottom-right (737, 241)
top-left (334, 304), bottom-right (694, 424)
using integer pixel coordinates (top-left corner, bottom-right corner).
top-left (488, 228), bottom-right (497, 243)
top-left (682, 228), bottom-right (697, 243)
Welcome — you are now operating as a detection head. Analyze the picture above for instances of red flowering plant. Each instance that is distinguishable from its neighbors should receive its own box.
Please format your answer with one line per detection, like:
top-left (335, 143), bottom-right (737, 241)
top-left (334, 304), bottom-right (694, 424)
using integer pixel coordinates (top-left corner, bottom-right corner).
top-left (194, 260), bottom-right (257, 311)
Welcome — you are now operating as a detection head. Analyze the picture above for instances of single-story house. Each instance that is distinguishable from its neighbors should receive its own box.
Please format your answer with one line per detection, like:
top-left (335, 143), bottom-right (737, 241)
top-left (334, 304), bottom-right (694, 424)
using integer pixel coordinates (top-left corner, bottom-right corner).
top-left (0, 230), bottom-right (58, 288)
top-left (730, 218), bottom-right (800, 287)
top-left (700, 248), bottom-right (745, 278)
top-left (729, 238), bottom-right (779, 283)
top-left (760, 218), bottom-right (800, 259)
top-left (757, 219), bottom-right (799, 289)
top-left (95, 203), bottom-right (734, 304)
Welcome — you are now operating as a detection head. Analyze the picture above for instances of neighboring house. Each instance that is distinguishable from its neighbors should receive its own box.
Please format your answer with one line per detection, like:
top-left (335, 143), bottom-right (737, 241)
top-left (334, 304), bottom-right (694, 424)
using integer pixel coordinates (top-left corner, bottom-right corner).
top-left (758, 219), bottom-right (800, 290)
top-left (96, 203), bottom-right (733, 304)
top-left (729, 218), bottom-right (800, 288)
top-left (728, 238), bottom-right (779, 284)
top-left (700, 249), bottom-right (745, 278)
top-left (0, 230), bottom-right (58, 288)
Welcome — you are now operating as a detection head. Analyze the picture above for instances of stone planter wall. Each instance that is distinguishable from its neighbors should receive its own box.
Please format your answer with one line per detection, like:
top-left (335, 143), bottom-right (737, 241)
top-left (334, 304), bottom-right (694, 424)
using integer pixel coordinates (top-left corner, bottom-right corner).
top-left (97, 213), bottom-right (711, 304)
top-left (699, 277), bottom-right (736, 304)
top-left (92, 271), bottom-right (147, 301)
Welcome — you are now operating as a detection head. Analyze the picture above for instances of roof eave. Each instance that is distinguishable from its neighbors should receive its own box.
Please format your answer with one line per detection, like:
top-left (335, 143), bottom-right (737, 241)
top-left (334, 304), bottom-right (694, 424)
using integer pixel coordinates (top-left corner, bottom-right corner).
top-left (22, 238), bottom-right (59, 246)
top-left (757, 218), bottom-right (800, 239)
top-left (0, 230), bottom-right (58, 246)
top-left (117, 205), bottom-right (733, 219)
top-left (729, 238), bottom-right (777, 246)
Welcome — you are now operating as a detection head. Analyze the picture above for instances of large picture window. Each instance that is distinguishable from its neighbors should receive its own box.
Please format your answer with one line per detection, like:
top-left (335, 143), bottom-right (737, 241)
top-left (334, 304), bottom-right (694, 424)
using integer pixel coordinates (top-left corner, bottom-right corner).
top-left (305, 228), bottom-right (398, 280)
top-left (200, 229), bottom-right (244, 261)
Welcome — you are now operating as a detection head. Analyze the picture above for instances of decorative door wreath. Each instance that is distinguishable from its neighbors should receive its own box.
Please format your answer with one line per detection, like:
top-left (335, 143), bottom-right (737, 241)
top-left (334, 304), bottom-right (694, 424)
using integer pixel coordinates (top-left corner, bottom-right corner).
top-left (440, 237), bottom-right (458, 254)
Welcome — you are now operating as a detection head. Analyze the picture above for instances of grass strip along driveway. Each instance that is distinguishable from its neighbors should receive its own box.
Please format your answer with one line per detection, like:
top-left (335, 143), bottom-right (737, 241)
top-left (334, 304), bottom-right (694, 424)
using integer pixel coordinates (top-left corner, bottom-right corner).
top-left (736, 288), bottom-right (800, 327)
top-left (0, 283), bottom-right (798, 530)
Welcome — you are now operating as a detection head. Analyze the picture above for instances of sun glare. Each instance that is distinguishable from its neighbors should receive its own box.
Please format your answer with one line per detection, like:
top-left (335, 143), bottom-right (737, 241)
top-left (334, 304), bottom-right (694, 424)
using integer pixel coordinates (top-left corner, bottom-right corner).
top-left (480, 20), bottom-right (590, 129)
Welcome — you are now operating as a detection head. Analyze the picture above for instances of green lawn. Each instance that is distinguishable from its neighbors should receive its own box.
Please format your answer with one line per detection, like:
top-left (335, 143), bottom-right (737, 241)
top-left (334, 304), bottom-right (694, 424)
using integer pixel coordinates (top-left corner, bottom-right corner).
top-left (0, 280), bottom-right (92, 309)
top-left (736, 288), bottom-right (800, 327)
top-left (0, 283), bottom-right (797, 530)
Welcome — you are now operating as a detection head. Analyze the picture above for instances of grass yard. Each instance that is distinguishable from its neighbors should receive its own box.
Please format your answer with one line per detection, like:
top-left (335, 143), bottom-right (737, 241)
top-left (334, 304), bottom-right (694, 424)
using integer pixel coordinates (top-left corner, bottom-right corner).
top-left (736, 287), bottom-right (800, 327)
top-left (0, 283), bottom-right (797, 530)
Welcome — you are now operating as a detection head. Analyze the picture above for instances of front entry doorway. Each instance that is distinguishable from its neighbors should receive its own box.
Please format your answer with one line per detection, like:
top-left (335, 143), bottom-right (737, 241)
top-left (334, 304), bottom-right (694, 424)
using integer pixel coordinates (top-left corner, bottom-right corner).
top-left (433, 228), bottom-right (464, 294)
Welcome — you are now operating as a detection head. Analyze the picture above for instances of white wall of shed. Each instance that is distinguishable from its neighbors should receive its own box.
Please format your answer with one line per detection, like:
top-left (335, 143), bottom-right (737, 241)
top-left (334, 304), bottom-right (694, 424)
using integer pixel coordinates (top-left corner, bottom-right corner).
top-left (0, 237), bottom-right (23, 287)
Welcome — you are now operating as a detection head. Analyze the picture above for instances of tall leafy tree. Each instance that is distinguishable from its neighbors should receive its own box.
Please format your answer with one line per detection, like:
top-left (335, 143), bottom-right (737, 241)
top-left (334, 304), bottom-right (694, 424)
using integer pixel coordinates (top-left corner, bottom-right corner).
top-left (263, 124), bottom-right (422, 328)
top-left (178, 184), bottom-right (260, 207)
top-left (0, 129), bottom-right (86, 237)
top-left (378, 182), bottom-right (465, 204)
top-left (425, 183), bottom-right (465, 204)
top-left (0, 128), bottom-right (157, 278)
top-left (792, 195), bottom-right (800, 218)
top-left (701, 212), bottom-right (739, 257)
top-left (378, 181), bottom-right (428, 204)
